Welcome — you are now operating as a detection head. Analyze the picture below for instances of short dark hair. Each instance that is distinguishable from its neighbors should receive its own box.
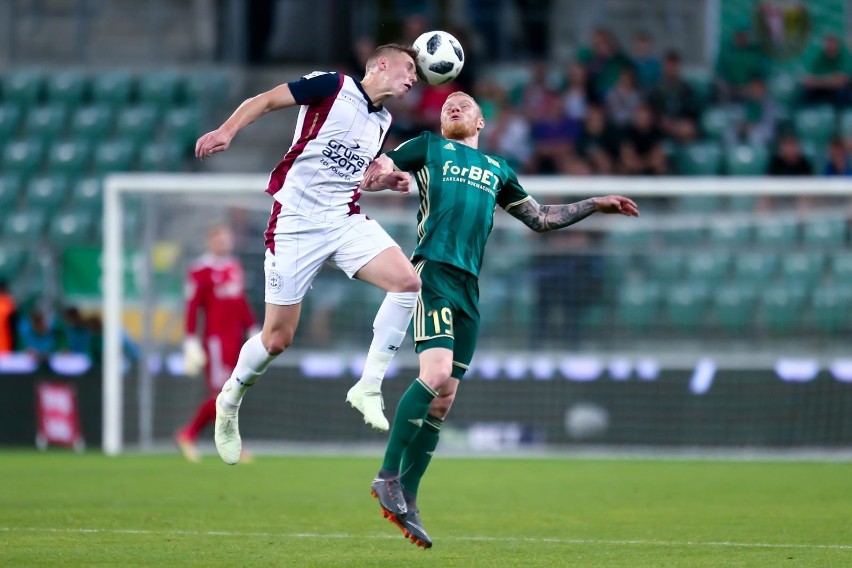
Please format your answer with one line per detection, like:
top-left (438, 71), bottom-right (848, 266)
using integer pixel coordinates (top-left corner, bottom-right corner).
top-left (366, 43), bottom-right (418, 71)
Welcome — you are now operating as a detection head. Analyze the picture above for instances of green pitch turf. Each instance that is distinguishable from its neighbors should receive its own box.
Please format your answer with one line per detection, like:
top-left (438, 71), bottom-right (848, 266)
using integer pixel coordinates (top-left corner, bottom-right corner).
top-left (1, 451), bottom-right (851, 567)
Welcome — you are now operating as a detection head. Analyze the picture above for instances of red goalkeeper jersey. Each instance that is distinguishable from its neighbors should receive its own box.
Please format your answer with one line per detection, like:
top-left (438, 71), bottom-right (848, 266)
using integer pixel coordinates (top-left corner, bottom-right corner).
top-left (185, 254), bottom-right (256, 388)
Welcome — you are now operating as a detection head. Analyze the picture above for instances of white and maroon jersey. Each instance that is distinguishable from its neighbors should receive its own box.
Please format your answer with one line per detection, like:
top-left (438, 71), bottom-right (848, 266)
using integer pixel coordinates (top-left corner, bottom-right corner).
top-left (265, 72), bottom-right (392, 223)
top-left (185, 254), bottom-right (255, 344)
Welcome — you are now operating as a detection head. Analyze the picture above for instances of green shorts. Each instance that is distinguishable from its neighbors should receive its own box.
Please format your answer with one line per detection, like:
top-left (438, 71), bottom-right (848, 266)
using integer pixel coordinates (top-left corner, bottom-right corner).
top-left (412, 258), bottom-right (480, 379)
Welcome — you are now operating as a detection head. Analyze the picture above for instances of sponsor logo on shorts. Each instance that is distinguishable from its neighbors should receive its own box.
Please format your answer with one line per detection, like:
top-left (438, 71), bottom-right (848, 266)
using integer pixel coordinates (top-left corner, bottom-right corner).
top-left (266, 270), bottom-right (283, 294)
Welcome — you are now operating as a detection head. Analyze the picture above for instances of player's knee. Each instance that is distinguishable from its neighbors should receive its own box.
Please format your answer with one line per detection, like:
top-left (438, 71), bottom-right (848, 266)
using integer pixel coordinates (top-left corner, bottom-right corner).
top-left (262, 330), bottom-right (293, 355)
top-left (420, 369), bottom-right (452, 391)
top-left (391, 271), bottom-right (421, 294)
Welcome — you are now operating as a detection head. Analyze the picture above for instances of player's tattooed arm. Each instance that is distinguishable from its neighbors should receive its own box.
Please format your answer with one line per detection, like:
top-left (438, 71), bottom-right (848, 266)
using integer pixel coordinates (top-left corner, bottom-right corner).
top-left (507, 197), bottom-right (598, 233)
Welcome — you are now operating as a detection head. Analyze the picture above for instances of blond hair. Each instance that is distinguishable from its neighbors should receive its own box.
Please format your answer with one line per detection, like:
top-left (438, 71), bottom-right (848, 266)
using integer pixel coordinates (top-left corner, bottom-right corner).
top-left (443, 91), bottom-right (483, 119)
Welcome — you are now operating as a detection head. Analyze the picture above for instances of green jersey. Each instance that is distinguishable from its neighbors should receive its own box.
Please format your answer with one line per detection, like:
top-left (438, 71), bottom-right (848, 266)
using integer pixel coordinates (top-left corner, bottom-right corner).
top-left (386, 131), bottom-right (531, 278)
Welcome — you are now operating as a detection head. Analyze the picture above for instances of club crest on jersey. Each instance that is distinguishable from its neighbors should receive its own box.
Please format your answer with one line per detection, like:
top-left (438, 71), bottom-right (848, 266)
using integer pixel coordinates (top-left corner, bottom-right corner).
top-left (266, 270), bottom-right (284, 294)
top-left (321, 139), bottom-right (368, 181)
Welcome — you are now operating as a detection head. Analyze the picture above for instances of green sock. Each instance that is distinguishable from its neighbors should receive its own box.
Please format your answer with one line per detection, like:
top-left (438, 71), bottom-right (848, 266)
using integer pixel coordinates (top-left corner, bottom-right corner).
top-left (400, 414), bottom-right (443, 498)
top-left (381, 379), bottom-right (437, 472)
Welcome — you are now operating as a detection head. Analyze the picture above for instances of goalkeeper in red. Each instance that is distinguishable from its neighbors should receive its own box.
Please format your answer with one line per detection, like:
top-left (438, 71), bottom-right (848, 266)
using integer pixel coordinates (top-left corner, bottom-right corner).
top-left (362, 92), bottom-right (639, 548)
top-left (176, 225), bottom-right (257, 462)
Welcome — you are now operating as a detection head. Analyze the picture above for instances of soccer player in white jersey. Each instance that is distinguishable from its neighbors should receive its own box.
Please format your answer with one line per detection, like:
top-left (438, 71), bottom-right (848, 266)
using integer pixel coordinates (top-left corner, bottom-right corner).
top-left (195, 44), bottom-right (421, 464)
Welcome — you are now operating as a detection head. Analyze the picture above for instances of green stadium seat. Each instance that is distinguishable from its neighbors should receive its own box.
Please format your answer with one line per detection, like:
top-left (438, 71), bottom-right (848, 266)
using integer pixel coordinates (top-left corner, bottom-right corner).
top-left (69, 176), bottom-right (103, 213)
top-left (802, 218), bottom-right (846, 247)
top-left (24, 104), bottom-right (68, 140)
top-left (712, 282), bottom-right (757, 330)
top-left (665, 281), bottom-right (709, 328)
top-left (677, 143), bottom-right (722, 175)
top-left (725, 144), bottom-right (769, 175)
top-left (810, 283), bottom-right (852, 332)
top-left (841, 109), bottom-right (852, 137)
top-left (604, 254), bottom-right (634, 291)
top-left (662, 225), bottom-right (705, 246)
top-left (137, 71), bottom-right (181, 109)
top-left (2, 70), bottom-right (43, 107)
top-left (0, 173), bottom-right (24, 210)
top-left (116, 105), bottom-right (160, 143)
top-left (829, 252), bottom-right (852, 280)
top-left (685, 252), bottom-right (730, 285)
top-left (0, 247), bottom-right (26, 281)
top-left (754, 221), bottom-right (798, 248)
top-left (700, 106), bottom-right (736, 140)
top-left (794, 106), bottom-right (836, 145)
top-left (682, 67), bottom-right (713, 107)
top-left (616, 281), bottom-right (661, 329)
top-left (92, 139), bottom-right (136, 172)
top-left (44, 70), bottom-right (88, 108)
top-left (674, 194), bottom-right (724, 214)
top-left (780, 252), bottom-right (825, 288)
top-left (769, 73), bottom-right (798, 109)
top-left (2, 210), bottom-right (46, 241)
top-left (708, 221), bottom-right (751, 247)
top-left (70, 104), bottom-right (115, 142)
top-left (138, 141), bottom-right (183, 171)
top-left (2, 139), bottom-right (44, 176)
top-left (734, 252), bottom-right (779, 285)
top-left (182, 69), bottom-right (229, 106)
top-left (49, 211), bottom-right (94, 246)
top-left (163, 106), bottom-right (200, 150)
top-left (726, 194), bottom-right (757, 212)
top-left (607, 225), bottom-right (651, 248)
top-left (90, 71), bottom-right (134, 107)
top-left (645, 253), bottom-right (685, 283)
top-left (0, 104), bottom-right (23, 139)
top-left (761, 282), bottom-right (807, 333)
top-left (26, 174), bottom-right (71, 209)
top-left (47, 139), bottom-right (92, 176)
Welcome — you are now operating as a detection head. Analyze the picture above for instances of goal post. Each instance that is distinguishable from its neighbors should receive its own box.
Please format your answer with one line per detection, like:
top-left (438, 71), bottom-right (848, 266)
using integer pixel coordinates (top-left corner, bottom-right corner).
top-left (101, 173), bottom-right (852, 455)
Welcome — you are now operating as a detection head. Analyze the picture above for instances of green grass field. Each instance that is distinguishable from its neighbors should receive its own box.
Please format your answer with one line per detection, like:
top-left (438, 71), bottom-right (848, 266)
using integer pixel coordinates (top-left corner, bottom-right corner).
top-left (2, 451), bottom-right (851, 567)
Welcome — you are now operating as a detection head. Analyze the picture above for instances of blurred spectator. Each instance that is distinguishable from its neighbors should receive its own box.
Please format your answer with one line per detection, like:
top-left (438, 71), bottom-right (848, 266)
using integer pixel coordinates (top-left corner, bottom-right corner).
top-left (481, 87), bottom-right (534, 172)
top-left (823, 138), bottom-right (852, 176)
top-left (801, 35), bottom-right (852, 108)
top-left (605, 67), bottom-right (643, 128)
top-left (529, 230), bottom-right (603, 349)
top-left (59, 307), bottom-right (93, 355)
top-left (468, 0), bottom-right (551, 59)
top-left (529, 91), bottom-right (582, 174)
top-left (728, 76), bottom-right (780, 146)
top-left (619, 104), bottom-right (668, 175)
top-left (630, 32), bottom-right (661, 93)
top-left (510, 61), bottom-right (556, 120)
top-left (86, 315), bottom-right (103, 363)
top-left (714, 25), bottom-right (769, 102)
top-left (561, 62), bottom-right (594, 122)
top-left (576, 27), bottom-right (634, 99)
top-left (767, 133), bottom-right (814, 176)
top-left (576, 104), bottom-right (621, 174)
top-left (18, 309), bottom-right (59, 363)
top-left (648, 50), bottom-right (700, 142)
top-left (0, 281), bottom-right (16, 354)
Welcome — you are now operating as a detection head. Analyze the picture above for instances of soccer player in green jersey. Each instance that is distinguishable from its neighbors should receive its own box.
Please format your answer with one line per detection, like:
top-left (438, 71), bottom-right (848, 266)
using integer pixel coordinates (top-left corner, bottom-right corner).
top-left (360, 91), bottom-right (639, 548)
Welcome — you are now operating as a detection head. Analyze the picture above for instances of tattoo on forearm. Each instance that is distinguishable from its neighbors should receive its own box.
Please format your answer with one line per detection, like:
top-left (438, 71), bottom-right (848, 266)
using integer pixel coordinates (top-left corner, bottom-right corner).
top-left (509, 198), bottom-right (597, 232)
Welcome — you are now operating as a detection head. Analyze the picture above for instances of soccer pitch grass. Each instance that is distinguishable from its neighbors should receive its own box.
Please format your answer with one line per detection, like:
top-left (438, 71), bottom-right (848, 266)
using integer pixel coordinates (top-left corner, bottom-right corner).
top-left (2, 452), bottom-right (851, 567)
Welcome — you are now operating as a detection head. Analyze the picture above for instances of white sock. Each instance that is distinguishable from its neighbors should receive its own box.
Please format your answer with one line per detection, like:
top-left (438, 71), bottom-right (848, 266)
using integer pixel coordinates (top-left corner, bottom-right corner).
top-left (220, 333), bottom-right (277, 409)
top-left (360, 292), bottom-right (417, 387)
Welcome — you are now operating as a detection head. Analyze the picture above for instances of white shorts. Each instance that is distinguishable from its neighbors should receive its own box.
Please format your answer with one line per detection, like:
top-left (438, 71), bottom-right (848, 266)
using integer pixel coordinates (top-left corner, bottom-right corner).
top-left (264, 213), bottom-right (398, 305)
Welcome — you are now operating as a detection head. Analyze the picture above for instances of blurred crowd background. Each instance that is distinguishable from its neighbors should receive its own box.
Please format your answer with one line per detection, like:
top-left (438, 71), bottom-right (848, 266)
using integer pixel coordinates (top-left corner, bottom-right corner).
top-left (0, 0), bottom-right (851, 360)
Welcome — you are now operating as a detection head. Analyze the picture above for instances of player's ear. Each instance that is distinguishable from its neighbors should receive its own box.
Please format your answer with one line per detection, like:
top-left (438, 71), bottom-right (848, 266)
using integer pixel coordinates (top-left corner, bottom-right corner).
top-left (476, 117), bottom-right (485, 132)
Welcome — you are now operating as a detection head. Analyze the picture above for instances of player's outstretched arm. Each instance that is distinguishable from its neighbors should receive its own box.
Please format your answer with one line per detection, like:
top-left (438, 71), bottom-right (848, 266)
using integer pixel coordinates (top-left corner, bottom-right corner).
top-left (507, 195), bottom-right (639, 233)
top-left (195, 84), bottom-right (298, 160)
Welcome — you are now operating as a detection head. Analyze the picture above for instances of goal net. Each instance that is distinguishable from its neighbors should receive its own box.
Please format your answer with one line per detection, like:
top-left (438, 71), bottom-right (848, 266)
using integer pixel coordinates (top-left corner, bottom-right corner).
top-left (100, 174), bottom-right (852, 455)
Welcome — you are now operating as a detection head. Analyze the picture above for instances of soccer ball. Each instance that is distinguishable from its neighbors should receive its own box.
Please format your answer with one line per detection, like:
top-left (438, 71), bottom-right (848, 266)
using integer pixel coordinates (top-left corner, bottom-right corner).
top-left (412, 30), bottom-right (464, 85)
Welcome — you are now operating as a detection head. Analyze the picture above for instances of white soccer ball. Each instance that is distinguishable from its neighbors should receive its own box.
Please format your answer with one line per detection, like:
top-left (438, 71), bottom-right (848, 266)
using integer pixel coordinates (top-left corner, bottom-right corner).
top-left (413, 30), bottom-right (464, 85)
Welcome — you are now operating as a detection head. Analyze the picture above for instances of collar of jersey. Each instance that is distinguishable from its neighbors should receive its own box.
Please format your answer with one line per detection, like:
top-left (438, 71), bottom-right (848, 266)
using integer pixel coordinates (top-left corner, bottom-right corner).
top-left (356, 80), bottom-right (383, 113)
